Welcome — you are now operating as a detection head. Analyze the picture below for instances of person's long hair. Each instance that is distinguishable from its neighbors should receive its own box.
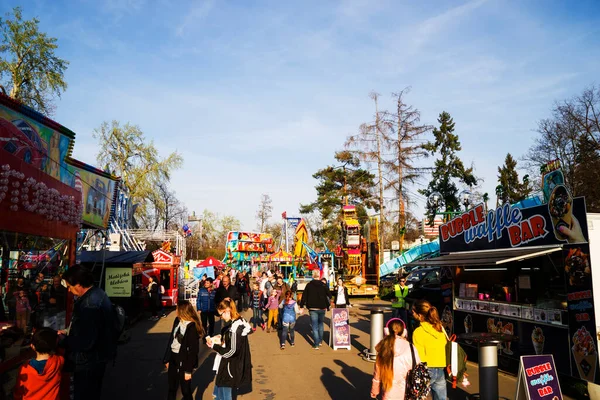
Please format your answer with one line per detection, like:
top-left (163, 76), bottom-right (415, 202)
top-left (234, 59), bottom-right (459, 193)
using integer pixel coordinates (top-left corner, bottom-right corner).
top-left (413, 299), bottom-right (443, 332)
top-left (284, 290), bottom-right (293, 304)
top-left (375, 320), bottom-right (405, 393)
top-left (177, 300), bottom-right (205, 337)
top-left (217, 298), bottom-right (240, 320)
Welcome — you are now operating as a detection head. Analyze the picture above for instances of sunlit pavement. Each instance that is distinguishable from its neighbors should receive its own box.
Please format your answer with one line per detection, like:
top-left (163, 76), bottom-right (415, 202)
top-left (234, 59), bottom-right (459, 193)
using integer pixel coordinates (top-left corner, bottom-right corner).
top-left (99, 300), bottom-right (570, 400)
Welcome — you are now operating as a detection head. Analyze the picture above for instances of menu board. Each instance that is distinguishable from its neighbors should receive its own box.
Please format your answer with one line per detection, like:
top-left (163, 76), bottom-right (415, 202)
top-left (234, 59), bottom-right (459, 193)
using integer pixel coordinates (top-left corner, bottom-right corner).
top-left (515, 355), bottom-right (562, 400)
top-left (329, 308), bottom-right (351, 350)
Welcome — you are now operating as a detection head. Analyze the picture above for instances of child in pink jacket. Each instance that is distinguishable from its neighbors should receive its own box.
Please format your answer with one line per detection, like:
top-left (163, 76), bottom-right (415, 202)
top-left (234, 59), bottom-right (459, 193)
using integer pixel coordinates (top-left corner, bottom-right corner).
top-left (371, 319), bottom-right (418, 399)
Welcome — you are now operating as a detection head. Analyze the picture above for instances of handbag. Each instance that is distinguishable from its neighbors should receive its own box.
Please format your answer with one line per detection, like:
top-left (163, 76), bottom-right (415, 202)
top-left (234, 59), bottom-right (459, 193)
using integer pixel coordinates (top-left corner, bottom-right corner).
top-left (405, 343), bottom-right (431, 400)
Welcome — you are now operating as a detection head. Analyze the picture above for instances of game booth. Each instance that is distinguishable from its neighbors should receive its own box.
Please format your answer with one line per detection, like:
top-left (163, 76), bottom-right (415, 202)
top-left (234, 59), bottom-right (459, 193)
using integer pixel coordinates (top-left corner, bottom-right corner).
top-left (405, 190), bottom-right (600, 397)
top-left (0, 93), bottom-right (119, 398)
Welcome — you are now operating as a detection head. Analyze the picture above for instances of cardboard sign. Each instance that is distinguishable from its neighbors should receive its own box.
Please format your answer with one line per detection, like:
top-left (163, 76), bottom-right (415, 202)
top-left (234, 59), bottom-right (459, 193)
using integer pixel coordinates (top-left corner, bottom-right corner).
top-left (515, 355), bottom-right (563, 400)
top-left (329, 308), bottom-right (351, 350)
top-left (105, 267), bottom-right (132, 297)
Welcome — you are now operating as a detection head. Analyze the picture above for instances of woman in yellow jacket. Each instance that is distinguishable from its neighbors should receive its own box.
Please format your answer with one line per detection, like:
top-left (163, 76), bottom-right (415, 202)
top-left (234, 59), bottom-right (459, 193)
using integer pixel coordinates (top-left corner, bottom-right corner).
top-left (411, 300), bottom-right (448, 400)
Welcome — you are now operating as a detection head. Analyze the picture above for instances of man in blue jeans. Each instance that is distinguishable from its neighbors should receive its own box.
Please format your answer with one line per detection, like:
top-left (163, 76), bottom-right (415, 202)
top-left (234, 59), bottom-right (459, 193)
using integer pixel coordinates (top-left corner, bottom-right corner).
top-left (299, 270), bottom-right (330, 349)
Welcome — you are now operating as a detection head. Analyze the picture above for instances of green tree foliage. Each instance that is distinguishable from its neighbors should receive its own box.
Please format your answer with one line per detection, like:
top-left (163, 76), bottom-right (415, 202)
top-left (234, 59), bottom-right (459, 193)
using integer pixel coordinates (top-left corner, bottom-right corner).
top-left (573, 136), bottom-right (600, 212)
top-left (300, 150), bottom-right (379, 245)
top-left (94, 120), bottom-right (183, 228)
top-left (419, 112), bottom-right (478, 222)
top-left (497, 153), bottom-right (528, 205)
top-left (0, 7), bottom-right (68, 115)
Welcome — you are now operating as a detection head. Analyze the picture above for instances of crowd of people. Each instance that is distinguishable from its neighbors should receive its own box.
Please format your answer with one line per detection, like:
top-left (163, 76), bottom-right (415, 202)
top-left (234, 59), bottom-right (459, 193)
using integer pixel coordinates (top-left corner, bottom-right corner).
top-left (3, 264), bottom-right (458, 400)
top-left (5, 265), bottom-right (118, 400)
top-left (1, 272), bottom-right (67, 336)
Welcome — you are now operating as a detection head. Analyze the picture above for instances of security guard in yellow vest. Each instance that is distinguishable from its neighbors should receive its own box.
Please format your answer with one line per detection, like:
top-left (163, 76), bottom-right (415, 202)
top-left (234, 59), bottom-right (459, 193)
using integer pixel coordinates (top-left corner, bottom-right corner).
top-left (392, 276), bottom-right (409, 323)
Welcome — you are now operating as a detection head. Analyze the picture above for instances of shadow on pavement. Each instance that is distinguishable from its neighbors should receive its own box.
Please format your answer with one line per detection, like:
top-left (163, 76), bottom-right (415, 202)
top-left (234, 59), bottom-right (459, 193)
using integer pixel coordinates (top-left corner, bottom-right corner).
top-left (192, 350), bottom-right (215, 400)
top-left (320, 359), bottom-right (372, 399)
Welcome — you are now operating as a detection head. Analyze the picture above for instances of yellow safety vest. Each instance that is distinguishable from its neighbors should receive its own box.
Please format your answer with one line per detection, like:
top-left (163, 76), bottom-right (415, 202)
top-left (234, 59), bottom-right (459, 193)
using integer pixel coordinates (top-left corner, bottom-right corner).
top-left (393, 284), bottom-right (409, 308)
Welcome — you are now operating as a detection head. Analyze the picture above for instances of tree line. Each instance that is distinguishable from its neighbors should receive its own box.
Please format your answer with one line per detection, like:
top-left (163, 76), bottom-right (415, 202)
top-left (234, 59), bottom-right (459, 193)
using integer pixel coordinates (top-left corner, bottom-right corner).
top-left (302, 84), bottom-right (600, 253)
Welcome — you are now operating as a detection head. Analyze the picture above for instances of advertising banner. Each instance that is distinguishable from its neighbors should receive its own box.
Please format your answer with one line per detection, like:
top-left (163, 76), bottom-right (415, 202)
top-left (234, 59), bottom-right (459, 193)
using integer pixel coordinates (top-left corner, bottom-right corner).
top-left (68, 164), bottom-right (117, 229)
top-left (563, 243), bottom-right (599, 383)
top-left (515, 355), bottom-right (563, 400)
top-left (329, 308), bottom-right (351, 350)
top-left (105, 267), bottom-right (132, 297)
top-left (439, 194), bottom-right (589, 253)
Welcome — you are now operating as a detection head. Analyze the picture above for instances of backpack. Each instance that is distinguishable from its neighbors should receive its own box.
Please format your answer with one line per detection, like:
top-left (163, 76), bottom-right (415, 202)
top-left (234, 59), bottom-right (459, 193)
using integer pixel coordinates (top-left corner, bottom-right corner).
top-left (405, 344), bottom-right (431, 400)
top-left (444, 330), bottom-right (468, 388)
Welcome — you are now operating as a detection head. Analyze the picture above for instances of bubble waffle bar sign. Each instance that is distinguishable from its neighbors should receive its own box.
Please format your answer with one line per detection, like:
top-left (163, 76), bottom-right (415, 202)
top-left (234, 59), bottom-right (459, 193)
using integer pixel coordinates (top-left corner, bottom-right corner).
top-left (515, 355), bottom-right (562, 400)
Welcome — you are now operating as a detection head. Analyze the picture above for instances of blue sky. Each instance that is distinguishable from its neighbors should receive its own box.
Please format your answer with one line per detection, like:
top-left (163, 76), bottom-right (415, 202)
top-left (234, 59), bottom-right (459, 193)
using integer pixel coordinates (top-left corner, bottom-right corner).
top-left (2, 0), bottom-right (599, 231)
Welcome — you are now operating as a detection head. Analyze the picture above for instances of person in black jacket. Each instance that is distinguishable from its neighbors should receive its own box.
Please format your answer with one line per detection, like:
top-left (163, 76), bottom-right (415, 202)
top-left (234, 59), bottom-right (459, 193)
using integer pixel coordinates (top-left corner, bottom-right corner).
top-left (214, 275), bottom-right (239, 306)
top-left (299, 270), bottom-right (330, 349)
top-left (163, 300), bottom-right (204, 400)
top-left (59, 265), bottom-right (115, 400)
top-left (207, 299), bottom-right (252, 400)
top-left (332, 278), bottom-right (351, 308)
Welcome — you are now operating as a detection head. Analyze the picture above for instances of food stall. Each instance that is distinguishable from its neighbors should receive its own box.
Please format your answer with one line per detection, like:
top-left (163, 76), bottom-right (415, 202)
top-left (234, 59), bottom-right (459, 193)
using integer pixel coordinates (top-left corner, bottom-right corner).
top-left (133, 249), bottom-right (180, 306)
top-left (405, 190), bottom-right (599, 395)
top-left (0, 93), bottom-right (118, 397)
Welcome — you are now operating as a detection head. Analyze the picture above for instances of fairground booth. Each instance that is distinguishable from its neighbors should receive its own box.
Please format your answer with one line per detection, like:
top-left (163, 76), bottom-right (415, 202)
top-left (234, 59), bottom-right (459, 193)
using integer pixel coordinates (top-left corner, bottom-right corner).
top-left (133, 249), bottom-right (181, 307)
top-left (0, 93), bottom-right (119, 396)
top-left (406, 184), bottom-right (600, 396)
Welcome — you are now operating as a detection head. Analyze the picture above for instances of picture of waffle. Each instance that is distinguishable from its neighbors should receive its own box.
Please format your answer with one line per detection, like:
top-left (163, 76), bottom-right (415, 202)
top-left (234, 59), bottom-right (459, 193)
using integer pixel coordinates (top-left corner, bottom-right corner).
top-left (572, 326), bottom-right (597, 381)
top-left (565, 248), bottom-right (591, 287)
top-left (548, 185), bottom-right (573, 241)
top-left (531, 327), bottom-right (545, 355)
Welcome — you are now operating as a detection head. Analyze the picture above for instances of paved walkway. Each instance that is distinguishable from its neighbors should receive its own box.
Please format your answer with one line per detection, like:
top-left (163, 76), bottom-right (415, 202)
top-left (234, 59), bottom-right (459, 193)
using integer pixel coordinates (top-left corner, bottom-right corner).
top-left (99, 300), bottom-right (571, 399)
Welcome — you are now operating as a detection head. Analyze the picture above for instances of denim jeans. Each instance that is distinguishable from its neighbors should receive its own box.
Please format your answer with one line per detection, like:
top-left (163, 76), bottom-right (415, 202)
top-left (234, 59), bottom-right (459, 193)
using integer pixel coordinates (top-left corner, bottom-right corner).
top-left (252, 307), bottom-right (263, 328)
top-left (280, 322), bottom-right (296, 346)
top-left (215, 385), bottom-right (232, 400)
top-left (309, 309), bottom-right (326, 347)
top-left (429, 367), bottom-right (447, 400)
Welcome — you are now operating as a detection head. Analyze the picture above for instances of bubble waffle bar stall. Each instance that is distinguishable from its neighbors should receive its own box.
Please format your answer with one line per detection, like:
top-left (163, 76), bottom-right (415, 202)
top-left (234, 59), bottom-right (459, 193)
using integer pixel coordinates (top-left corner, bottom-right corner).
top-left (405, 192), bottom-right (600, 395)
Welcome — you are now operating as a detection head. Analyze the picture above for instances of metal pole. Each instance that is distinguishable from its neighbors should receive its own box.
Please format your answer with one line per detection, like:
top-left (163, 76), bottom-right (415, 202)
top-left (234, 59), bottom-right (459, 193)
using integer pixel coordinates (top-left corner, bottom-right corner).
top-left (479, 343), bottom-right (499, 400)
top-left (362, 308), bottom-right (385, 362)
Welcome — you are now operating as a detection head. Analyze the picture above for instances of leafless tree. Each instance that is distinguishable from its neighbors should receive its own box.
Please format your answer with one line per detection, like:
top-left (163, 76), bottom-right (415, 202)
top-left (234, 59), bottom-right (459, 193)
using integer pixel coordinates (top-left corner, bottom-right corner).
top-left (345, 92), bottom-right (386, 261)
top-left (380, 88), bottom-right (431, 251)
top-left (255, 194), bottom-right (273, 232)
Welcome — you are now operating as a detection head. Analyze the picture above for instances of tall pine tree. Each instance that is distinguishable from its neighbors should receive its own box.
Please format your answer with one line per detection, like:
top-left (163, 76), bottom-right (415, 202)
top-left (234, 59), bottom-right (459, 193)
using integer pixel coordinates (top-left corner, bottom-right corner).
top-left (419, 112), bottom-right (477, 222)
top-left (497, 153), bottom-right (527, 205)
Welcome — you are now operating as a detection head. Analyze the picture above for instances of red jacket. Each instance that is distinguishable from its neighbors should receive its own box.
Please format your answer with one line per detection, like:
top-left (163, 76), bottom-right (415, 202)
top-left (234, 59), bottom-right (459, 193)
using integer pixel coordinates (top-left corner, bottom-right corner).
top-left (13, 354), bottom-right (64, 400)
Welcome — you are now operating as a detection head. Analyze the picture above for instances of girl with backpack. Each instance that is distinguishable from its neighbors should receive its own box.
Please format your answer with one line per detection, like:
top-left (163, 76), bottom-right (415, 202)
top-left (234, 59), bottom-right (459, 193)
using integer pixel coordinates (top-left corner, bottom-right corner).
top-left (370, 319), bottom-right (416, 399)
top-left (278, 291), bottom-right (301, 350)
top-left (207, 299), bottom-right (252, 400)
top-left (411, 300), bottom-right (448, 400)
top-left (163, 300), bottom-right (205, 400)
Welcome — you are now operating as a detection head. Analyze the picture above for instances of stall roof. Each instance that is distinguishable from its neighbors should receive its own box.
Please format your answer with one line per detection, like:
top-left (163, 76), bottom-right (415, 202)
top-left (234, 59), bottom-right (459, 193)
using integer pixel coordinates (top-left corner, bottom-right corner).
top-left (404, 245), bottom-right (562, 267)
top-left (80, 250), bottom-right (153, 264)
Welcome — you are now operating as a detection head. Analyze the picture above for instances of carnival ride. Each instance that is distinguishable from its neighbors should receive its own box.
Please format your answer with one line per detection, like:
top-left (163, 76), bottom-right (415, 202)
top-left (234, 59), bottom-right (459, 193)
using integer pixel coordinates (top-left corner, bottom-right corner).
top-left (336, 205), bottom-right (379, 296)
top-left (223, 231), bottom-right (275, 270)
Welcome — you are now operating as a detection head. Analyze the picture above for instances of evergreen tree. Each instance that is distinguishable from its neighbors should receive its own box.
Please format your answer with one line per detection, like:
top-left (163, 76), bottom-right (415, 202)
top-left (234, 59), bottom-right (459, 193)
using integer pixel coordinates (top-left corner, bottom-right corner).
top-left (573, 136), bottom-right (600, 212)
top-left (419, 112), bottom-right (477, 222)
top-left (300, 150), bottom-right (379, 244)
top-left (497, 153), bottom-right (527, 204)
